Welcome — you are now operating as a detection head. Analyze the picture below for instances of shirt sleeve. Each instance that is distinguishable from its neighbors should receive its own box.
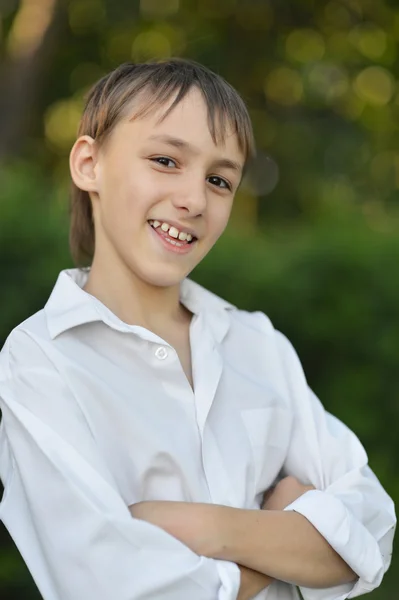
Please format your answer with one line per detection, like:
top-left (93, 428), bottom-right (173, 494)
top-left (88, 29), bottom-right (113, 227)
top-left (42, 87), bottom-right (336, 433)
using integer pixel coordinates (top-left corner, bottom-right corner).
top-left (0, 331), bottom-right (240, 600)
top-left (275, 330), bottom-right (396, 600)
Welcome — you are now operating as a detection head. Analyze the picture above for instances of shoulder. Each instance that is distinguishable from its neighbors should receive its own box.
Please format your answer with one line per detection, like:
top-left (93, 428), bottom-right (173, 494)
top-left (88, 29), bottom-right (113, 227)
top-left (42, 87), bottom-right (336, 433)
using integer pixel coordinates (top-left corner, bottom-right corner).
top-left (0, 309), bottom-right (53, 376)
top-left (0, 313), bottom-right (115, 485)
top-left (0, 309), bottom-right (78, 422)
top-left (228, 306), bottom-right (296, 359)
top-left (194, 277), bottom-right (297, 358)
top-left (0, 308), bottom-right (98, 452)
top-left (205, 294), bottom-right (307, 396)
top-left (226, 310), bottom-right (312, 416)
top-left (229, 307), bottom-right (274, 336)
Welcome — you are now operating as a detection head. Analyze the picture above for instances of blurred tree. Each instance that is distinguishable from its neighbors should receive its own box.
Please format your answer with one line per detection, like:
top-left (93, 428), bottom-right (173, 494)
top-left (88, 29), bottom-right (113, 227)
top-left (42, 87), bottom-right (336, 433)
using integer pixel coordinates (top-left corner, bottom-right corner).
top-left (0, 0), bottom-right (67, 160)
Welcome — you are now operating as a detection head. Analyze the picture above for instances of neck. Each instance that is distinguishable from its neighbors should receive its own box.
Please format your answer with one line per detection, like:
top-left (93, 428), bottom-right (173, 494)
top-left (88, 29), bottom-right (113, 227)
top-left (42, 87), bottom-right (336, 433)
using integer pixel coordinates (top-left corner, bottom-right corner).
top-left (84, 252), bottom-right (188, 333)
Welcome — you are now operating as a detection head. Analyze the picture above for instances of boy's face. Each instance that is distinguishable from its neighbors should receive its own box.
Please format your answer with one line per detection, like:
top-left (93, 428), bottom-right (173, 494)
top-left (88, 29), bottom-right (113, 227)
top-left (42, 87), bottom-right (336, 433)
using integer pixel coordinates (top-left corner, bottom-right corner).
top-left (73, 87), bottom-right (245, 288)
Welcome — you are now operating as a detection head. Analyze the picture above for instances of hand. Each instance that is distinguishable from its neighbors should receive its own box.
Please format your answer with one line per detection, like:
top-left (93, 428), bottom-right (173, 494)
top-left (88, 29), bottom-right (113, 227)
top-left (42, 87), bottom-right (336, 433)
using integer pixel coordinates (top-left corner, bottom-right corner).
top-left (237, 565), bottom-right (274, 600)
top-left (262, 476), bottom-right (315, 511)
top-left (129, 500), bottom-right (221, 557)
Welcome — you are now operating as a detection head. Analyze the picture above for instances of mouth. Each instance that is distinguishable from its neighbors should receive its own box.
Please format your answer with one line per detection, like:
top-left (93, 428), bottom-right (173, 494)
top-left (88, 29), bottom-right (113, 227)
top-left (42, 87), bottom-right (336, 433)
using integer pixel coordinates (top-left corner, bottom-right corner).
top-left (147, 220), bottom-right (198, 253)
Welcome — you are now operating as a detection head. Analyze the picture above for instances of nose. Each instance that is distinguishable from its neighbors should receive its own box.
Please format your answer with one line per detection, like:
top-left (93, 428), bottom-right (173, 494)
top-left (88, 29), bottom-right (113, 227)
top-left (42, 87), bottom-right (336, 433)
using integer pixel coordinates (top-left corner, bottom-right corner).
top-left (171, 177), bottom-right (207, 217)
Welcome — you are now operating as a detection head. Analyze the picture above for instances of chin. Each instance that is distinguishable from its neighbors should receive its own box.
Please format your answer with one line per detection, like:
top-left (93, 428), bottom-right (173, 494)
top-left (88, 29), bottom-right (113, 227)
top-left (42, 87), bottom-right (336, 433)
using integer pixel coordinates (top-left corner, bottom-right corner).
top-left (134, 263), bottom-right (192, 288)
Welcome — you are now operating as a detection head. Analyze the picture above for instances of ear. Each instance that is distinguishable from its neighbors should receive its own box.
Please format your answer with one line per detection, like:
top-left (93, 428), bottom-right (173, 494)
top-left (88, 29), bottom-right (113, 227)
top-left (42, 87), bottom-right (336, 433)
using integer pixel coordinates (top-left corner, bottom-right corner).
top-left (69, 135), bottom-right (100, 193)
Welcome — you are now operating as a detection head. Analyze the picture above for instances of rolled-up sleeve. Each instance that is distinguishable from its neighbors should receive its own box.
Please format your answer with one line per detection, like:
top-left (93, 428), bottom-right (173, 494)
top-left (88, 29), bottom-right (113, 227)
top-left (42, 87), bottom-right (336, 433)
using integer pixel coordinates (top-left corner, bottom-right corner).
top-left (0, 333), bottom-right (240, 600)
top-left (276, 331), bottom-right (396, 600)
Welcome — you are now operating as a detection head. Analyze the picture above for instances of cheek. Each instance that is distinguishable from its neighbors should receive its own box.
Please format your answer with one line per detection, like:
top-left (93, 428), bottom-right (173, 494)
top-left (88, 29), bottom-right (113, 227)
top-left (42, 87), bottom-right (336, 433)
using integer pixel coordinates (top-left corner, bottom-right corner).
top-left (207, 200), bottom-right (233, 239)
top-left (100, 165), bottom-right (152, 222)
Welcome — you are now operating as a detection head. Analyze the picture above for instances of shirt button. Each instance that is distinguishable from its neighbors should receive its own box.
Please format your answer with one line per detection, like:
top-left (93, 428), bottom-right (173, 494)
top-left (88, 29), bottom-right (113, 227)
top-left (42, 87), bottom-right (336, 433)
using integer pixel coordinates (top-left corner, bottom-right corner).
top-left (155, 346), bottom-right (168, 360)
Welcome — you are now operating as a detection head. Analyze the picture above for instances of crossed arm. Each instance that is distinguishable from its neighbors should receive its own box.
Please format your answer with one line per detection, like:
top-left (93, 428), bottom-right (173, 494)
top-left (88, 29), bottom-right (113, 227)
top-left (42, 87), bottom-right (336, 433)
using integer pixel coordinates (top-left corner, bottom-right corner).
top-left (130, 476), bottom-right (357, 600)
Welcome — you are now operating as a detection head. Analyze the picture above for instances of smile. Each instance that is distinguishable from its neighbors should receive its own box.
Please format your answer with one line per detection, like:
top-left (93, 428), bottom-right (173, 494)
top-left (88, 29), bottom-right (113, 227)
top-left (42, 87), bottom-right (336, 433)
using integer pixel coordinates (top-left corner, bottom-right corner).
top-left (148, 220), bottom-right (198, 254)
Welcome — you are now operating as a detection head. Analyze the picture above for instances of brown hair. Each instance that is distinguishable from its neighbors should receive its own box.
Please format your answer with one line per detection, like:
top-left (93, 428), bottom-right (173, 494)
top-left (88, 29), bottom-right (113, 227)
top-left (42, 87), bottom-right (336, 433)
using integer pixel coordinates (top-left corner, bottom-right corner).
top-left (70, 58), bottom-right (256, 266)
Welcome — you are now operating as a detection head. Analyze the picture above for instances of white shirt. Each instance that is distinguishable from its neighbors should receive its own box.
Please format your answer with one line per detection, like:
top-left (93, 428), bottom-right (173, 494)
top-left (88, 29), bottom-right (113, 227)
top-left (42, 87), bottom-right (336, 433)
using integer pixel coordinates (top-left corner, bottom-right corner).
top-left (0, 268), bottom-right (395, 600)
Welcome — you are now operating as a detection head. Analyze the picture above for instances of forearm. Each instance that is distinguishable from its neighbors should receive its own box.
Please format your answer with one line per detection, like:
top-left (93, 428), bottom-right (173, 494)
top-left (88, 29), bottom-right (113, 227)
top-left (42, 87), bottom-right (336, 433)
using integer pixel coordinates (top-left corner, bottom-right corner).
top-left (237, 566), bottom-right (274, 600)
top-left (130, 498), bottom-right (357, 589)
top-left (130, 501), bottom-right (274, 598)
top-left (213, 506), bottom-right (357, 589)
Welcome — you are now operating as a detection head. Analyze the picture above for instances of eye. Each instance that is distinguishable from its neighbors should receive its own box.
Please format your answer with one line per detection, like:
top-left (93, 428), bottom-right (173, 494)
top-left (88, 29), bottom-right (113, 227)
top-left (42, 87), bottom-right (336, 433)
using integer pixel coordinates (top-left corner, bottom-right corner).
top-left (151, 156), bottom-right (177, 168)
top-left (207, 175), bottom-right (232, 191)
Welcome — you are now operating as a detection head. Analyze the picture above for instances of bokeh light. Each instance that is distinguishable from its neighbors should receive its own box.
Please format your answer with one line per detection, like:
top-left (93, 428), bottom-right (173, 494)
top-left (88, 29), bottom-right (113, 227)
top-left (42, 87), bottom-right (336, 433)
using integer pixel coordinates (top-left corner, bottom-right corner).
top-left (306, 63), bottom-right (349, 102)
top-left (264, 67), bottom-right (303, 106)
top-left (243, 152), bottom-right (280, 197)
top-left (349, 23), bottom-right (387, 60)
top-left (324, 2), bottom-right (353, 30)
top-left (140, 0), bottom-right (179, 18)
top-left (132, 30), bottom-right (172, 62)
top-left (353, 66), bottom-right (394, 106)
top-left (286, 29), bottom-right (325, 63)
top-left (44, 98), bottom-right (83, 150)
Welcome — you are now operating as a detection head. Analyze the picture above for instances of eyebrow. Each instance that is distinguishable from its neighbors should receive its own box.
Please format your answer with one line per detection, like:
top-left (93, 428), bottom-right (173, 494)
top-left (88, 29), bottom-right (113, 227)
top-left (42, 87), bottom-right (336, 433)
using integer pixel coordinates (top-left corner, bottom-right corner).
top-left (147, 134), bottom-right (243, 174)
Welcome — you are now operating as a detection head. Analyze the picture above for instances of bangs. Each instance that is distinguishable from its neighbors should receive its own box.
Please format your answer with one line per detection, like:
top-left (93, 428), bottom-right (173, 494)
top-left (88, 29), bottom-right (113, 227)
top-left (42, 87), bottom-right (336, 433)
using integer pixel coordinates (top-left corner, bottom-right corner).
top-left (129, 72), bottom-right (255, 159)
top-left (84, 59), bottom-right (255, 161)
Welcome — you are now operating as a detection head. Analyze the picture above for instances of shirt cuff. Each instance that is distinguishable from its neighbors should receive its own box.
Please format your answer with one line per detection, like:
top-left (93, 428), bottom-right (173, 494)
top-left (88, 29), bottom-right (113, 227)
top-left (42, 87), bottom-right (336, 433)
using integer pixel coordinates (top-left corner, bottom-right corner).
top-left (214, 559), bottom-right (241, 600)
top-left (283, 489), bottom-right (384, 590)
top-left (295, 579), bottom-right (375, 600)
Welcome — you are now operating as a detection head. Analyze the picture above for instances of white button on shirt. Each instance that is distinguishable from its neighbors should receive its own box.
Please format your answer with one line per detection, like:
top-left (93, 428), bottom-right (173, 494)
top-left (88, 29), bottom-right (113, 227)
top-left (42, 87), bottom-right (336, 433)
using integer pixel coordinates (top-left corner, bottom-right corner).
top-left (0, 268), bottom-right (395, 600)
top-left (155, 346), bottom-right (168, 360)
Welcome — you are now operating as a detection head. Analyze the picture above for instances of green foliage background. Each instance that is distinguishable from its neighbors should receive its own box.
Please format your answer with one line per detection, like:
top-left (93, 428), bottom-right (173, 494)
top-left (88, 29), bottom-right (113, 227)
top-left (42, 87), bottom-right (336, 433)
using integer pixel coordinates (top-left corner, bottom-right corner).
top-left (1, 0), bottom-right (399, 598)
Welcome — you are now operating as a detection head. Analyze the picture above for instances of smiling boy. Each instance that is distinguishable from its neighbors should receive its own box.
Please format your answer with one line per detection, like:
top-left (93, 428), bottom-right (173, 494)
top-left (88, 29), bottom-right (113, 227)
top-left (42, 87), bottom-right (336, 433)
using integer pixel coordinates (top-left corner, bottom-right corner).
top-left (0, 59), bottom-right (395, 600)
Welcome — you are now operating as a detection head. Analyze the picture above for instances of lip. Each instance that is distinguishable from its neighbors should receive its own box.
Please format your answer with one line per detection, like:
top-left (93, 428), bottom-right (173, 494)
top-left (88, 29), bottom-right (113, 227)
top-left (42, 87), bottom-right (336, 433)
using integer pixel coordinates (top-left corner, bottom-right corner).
top-left (148, 222), bottom-right (197, 255)
top-left (148, 218), bottom-right (199, 239)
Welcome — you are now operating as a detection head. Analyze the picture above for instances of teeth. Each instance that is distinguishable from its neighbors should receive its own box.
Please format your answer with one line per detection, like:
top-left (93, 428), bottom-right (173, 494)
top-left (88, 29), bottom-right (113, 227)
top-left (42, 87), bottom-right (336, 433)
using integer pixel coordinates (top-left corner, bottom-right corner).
top-left (167, 239), bottom-right (187, 247)
top-left (150, 220), bottom-right (195, 242)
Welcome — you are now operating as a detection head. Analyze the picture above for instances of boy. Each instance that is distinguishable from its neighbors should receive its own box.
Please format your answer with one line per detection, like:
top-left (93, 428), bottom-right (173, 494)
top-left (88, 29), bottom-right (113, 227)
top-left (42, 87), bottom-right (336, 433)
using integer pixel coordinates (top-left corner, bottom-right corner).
top-left (0, 59), bottom-right (395, 600)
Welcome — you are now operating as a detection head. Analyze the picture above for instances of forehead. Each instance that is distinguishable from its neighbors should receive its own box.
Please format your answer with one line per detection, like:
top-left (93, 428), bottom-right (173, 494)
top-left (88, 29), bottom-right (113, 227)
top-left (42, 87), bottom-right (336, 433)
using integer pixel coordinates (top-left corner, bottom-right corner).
top-left (117, 87), bottom-right (244, 161)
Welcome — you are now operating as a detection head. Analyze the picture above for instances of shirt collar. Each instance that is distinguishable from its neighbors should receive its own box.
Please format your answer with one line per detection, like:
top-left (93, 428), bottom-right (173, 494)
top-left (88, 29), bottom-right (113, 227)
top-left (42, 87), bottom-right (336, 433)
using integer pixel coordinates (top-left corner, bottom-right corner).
top-left (45, 269), bottom-right (235, 343)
